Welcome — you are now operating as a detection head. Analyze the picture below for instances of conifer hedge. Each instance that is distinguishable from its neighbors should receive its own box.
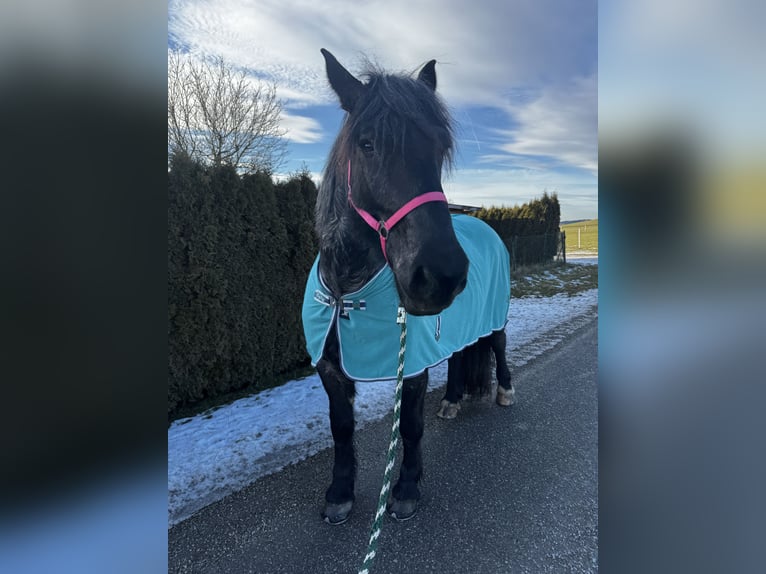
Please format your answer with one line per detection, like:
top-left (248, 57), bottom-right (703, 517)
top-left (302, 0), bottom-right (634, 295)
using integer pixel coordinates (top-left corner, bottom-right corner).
top-left (168, 154), bottom-right (318, 418)
top-left (473, 192), bottom-right (561, 266)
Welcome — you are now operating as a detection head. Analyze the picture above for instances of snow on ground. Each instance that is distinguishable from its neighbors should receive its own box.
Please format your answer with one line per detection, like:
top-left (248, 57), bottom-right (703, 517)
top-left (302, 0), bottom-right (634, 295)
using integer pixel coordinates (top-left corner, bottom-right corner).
top-left (567, 253), bottom-right (598, 265)
top-left (168, 270), bottom-right (598, 527)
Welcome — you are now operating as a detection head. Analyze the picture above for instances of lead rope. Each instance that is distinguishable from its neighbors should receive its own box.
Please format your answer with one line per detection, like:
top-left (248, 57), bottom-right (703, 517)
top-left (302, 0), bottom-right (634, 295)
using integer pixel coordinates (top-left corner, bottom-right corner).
top-left (358, 305), bottom-right (407, 574)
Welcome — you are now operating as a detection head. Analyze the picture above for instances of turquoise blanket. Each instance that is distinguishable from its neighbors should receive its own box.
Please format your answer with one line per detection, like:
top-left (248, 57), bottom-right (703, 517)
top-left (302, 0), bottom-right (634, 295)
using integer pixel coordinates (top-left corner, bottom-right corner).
top-left (302, 215), bottom-right (510, 381)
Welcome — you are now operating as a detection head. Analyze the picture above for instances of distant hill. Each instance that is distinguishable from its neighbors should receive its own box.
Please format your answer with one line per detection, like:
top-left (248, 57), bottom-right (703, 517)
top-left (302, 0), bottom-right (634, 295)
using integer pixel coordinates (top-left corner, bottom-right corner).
top-left (560, 218), bottom-right (589, 225)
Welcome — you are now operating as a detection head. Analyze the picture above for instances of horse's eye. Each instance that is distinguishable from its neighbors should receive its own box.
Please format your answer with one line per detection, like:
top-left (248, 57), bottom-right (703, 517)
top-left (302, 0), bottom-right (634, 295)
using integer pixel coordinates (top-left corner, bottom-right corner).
top-left (359, 139), bottom-right (374, 156)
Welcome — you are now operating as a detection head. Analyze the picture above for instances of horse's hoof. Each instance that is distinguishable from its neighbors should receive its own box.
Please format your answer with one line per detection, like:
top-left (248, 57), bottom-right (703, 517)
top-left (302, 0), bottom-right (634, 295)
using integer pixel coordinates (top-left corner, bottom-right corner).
top-left (387, 498), bottom-right (418, 521)
top-left (322, 500), bottom-right (353, 525)
top-left (436, 399), bottom-right (460, 419)
top-left (496, 385), bottom-right (516, 407)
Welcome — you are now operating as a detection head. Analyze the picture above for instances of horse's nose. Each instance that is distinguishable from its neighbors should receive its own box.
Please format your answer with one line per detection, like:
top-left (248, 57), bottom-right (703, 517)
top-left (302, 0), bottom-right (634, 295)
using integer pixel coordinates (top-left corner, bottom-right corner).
top-left (407, 251), bottom-right (468, 312)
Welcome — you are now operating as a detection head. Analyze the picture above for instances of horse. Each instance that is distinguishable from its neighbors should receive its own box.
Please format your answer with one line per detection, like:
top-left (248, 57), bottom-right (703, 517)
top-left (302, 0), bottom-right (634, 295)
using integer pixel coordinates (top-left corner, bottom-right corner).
top-left (302, 49), bottom-right (515, 525)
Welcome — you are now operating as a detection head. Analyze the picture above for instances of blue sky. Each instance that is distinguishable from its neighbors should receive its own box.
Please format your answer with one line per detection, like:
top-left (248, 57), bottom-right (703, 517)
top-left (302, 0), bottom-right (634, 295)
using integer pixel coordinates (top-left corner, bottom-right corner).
top-left (168, 0), bottom-right (597, 221)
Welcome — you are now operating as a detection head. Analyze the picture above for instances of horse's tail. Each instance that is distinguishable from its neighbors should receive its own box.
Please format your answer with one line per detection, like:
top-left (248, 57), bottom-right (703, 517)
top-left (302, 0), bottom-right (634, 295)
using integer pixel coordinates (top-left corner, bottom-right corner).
top-left (461, 336), bottom-right (493, 397)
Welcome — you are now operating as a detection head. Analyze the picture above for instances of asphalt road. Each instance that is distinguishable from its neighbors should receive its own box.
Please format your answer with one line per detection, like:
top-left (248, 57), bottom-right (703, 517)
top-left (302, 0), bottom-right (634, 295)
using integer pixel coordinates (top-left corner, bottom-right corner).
top-left (169, 316), bottom-right (597, 574)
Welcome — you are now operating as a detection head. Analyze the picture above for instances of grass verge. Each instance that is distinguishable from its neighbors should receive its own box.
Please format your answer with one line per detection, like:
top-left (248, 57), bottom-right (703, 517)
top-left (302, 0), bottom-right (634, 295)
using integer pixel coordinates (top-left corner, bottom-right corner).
top-left (512, 261), bottom-right (598, 298)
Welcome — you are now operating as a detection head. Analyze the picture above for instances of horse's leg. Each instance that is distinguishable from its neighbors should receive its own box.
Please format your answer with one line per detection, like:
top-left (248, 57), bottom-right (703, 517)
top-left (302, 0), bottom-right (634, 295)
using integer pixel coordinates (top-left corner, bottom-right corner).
top-left (388, 371), bottom-right (428, 521)
top-left (317, 333), bottom-right (357, 525)
top-left (491, 329), bottom-right (515, 406)
top-left (437, 352), bottom-right (463, 419)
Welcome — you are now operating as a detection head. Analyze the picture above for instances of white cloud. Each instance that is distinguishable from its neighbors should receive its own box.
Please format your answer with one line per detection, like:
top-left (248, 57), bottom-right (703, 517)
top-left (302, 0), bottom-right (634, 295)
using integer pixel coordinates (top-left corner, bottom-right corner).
top-left (494, 74), bottom-right (598, 174)
top-left (169, 0), bottom-right (595, 107)
top-left (280, 111), bottom-right (323, 144)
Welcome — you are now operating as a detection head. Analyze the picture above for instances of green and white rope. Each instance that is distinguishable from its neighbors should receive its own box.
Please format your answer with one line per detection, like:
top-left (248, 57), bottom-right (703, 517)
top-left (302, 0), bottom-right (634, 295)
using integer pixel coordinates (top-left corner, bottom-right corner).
top-left (358, 305), bottom-right (407, 574)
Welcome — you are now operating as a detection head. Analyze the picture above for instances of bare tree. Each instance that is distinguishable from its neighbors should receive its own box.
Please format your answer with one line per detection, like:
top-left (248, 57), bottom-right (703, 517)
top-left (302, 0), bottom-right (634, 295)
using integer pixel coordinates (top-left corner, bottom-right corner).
top-left (168, 49), bottom-right (287, 173)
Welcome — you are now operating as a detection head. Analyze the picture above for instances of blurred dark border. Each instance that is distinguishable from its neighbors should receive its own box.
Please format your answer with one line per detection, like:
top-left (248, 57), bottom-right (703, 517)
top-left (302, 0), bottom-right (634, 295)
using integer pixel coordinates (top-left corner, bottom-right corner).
top-left (0, 5), bottom-right (168, 573)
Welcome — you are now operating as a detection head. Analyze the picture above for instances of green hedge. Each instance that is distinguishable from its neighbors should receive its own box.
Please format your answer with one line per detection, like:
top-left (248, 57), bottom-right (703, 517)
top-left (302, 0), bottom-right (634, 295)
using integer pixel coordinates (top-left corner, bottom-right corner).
top-left (473, 192), bottom-right (561, 265)
top-left (168, 154), bottom-right (318, 418)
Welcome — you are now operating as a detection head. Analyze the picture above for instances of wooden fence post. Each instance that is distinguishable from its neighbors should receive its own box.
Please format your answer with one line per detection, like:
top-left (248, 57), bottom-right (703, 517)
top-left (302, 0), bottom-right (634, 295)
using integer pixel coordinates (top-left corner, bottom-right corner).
top-left (562, 231), bottom-right (566, 264)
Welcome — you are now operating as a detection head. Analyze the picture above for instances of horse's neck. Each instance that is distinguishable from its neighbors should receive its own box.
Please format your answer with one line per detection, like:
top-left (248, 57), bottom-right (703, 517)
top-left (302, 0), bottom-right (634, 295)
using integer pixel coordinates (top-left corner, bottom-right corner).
top-left (317, 189), bottom-right (385, 297)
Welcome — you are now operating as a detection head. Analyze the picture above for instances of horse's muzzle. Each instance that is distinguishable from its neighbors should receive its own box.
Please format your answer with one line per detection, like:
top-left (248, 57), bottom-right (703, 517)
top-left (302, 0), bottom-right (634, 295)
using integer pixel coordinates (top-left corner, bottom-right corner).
top-left (398, 250), bottom-right (469, 316)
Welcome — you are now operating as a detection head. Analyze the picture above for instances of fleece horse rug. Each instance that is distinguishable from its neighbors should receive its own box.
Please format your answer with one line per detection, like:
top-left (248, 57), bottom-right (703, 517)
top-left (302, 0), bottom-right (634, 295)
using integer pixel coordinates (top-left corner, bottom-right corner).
top-left (303, 214), bottom-right (511, 382)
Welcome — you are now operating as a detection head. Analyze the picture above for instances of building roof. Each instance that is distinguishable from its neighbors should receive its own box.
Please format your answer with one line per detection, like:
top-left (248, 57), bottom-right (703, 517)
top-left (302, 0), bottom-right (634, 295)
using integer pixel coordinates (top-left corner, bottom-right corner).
top-left (447, 203), bottom-right (481, 214)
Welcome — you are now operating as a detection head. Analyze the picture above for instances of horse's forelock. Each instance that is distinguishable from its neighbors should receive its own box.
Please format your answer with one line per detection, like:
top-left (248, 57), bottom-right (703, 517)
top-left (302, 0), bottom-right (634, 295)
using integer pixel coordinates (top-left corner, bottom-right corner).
top-left (328, 70), bottom-right (454, 169)
top-left (354, 71), bottom-right (454, 166)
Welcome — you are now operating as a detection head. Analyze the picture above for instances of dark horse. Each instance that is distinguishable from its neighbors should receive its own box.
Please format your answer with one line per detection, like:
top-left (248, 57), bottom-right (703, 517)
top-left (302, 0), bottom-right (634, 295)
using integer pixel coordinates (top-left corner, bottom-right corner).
top-left (303, 49), bottom-right (514, 525)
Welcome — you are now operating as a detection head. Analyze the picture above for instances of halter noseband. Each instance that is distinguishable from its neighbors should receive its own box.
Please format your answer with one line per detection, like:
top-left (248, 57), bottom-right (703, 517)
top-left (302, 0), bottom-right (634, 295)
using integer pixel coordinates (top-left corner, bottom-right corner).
top-left (346, 160), bottom-right (447, 262)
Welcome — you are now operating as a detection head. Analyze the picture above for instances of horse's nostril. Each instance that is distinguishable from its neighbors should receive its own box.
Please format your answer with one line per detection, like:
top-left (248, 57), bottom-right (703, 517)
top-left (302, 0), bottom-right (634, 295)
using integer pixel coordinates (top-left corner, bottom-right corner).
top-left (412, 266), bottom-right (428, 288)
top-left (409, 263), bottom-right (467, 304)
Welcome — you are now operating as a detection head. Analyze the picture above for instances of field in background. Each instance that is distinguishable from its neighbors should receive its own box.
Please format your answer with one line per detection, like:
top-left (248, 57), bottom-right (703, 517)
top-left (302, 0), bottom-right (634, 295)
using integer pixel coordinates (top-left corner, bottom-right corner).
top-left (561, 219), bottom-right (598, 252)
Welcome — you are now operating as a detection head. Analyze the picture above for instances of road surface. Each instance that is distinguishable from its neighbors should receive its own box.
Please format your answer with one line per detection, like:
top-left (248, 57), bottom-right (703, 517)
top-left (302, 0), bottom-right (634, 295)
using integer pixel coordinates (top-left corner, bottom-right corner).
top-left (169, 316), bottom-right (597, 573)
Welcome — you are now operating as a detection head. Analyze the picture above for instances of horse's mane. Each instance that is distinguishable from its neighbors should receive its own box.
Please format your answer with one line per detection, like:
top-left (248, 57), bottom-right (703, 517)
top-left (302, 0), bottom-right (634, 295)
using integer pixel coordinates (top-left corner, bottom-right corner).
top-left (316, 62), bottom-right (455, 242)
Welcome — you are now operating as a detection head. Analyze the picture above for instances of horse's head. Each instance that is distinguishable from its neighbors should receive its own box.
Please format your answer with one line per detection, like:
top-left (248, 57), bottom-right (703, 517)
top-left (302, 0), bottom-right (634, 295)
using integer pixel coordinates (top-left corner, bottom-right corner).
top-left (321, 49), bottom-right (469, 316)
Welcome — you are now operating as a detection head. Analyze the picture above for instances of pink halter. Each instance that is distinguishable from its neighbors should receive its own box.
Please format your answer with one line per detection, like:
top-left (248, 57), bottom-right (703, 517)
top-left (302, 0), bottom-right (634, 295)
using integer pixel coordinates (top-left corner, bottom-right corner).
top-left (346, 160), bottom-right (447, 261)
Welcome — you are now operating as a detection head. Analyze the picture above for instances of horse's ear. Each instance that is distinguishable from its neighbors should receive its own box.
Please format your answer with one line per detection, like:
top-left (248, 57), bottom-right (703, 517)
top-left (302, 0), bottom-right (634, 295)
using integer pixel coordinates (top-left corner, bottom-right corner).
top-left (417, 59), bottom-right (437, 91)
top-left (321, 48), bottom-right (364, 113)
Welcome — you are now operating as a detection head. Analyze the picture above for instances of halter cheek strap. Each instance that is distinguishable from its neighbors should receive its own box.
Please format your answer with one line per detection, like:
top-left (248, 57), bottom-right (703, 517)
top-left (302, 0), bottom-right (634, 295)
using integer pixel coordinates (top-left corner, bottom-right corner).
top-left (346, 160), bottom-right (447, 261)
